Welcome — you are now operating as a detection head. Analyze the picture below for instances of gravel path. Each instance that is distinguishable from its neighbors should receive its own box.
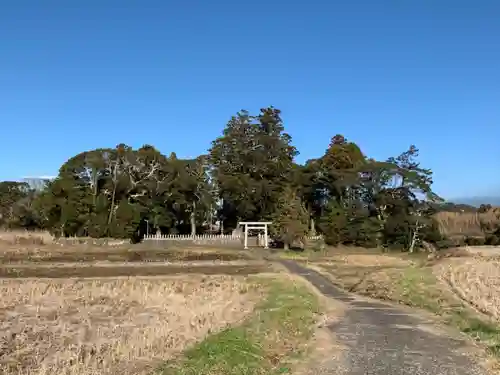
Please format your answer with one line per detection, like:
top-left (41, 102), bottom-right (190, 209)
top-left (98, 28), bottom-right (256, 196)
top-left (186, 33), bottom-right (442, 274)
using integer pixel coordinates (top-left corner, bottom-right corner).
top-left (279, 259), bottom-right (490, 375)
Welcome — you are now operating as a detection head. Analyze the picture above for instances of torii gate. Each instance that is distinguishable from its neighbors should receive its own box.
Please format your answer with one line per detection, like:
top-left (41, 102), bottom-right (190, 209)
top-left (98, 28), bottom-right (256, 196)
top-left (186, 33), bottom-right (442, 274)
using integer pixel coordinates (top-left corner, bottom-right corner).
top-left (238, 222), bottom-right (272, 249)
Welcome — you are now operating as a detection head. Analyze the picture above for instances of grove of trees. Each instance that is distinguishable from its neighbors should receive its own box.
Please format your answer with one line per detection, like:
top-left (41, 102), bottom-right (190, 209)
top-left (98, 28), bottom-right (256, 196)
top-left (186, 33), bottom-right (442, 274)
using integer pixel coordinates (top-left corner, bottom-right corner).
top-left (0, 106), bottom-right (452, 251)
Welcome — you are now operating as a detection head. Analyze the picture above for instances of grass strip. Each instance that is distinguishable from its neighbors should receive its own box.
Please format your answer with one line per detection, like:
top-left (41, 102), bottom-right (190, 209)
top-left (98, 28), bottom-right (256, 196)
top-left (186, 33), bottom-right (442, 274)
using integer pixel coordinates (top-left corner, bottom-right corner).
top-left (156, 278), bottom-right (320, 375)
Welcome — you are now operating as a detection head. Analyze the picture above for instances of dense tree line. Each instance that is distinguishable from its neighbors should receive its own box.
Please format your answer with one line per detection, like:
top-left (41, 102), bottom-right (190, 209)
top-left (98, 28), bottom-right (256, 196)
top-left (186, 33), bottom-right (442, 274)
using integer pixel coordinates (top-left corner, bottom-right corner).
top-left (1, 106), bottom-right (456, 251)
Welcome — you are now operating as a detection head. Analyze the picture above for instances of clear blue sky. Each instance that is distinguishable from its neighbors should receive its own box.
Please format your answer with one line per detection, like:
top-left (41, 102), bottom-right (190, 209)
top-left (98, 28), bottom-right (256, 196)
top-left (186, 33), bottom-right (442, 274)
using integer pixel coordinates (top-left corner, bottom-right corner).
top-left (1, 1), bottom-right (498, 199)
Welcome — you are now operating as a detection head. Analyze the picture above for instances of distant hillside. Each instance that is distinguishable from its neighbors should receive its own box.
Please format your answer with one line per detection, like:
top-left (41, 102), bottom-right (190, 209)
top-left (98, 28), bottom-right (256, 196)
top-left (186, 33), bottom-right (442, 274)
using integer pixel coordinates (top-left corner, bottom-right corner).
top-left (451, 196), bottom-right (500, 207)
top-left (431, 202), bottom-right (477, 213)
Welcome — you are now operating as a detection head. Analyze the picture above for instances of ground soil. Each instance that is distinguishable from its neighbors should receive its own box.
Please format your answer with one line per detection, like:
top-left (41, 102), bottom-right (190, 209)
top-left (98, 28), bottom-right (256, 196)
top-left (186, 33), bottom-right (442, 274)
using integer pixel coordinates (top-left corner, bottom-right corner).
top-left (0, 262), bottom-right (272, 278)
top-left (0, 248), bottom-right (252, 264)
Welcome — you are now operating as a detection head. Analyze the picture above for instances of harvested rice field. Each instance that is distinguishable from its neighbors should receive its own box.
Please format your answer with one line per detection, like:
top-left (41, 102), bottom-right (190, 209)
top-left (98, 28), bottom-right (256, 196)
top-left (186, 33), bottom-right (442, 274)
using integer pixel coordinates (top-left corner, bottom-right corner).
top-left (439, 257), bottom-right (500, 320)
top-left (0, 276), bottom-right (263, 375)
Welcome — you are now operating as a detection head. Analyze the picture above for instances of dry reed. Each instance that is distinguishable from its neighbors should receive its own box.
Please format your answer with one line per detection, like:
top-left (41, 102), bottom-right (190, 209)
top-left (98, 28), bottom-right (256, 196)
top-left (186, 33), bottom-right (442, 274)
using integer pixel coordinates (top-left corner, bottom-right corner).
top-left (0, 276), bottom-right (261, 375)
top-left (0, 230), bottom-right (54, 246)
top-left (434, 211), bottom-right (500, 237)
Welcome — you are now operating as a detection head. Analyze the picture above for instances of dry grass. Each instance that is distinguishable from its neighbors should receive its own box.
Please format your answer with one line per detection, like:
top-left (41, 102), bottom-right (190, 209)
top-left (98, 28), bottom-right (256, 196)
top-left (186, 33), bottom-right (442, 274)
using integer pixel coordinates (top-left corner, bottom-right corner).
top-left (0, 230), bottom-right (54, 246)
top-left (434, 211), bottom-right (500, 238)
top-left (327, 253), bottom-right (411, 267)
top-left (462, 247), bottom-right (500, 258)
top-left (0, 276), bottom-right (261, 375)
top-left (440, 258), bottom-right (500, 320)
top-left (0, 230), bottom-right (131, 248)
top-left (279, 245), bottom-right (414, 263)
top-left (306, 257), bottom-right (411, 295)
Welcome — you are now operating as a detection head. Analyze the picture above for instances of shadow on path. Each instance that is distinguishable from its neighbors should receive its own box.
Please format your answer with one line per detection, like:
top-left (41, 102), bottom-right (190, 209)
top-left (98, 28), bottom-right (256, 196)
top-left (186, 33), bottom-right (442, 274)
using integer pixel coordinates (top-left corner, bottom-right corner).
top-left (279, 259), bottom-right (489, 375)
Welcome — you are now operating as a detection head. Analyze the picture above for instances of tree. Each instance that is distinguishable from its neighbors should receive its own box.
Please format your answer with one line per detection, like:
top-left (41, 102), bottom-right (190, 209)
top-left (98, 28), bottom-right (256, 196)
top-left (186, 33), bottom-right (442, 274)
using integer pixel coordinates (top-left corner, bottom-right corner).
top-left (380, 145), bottom-right (442, 251)
top-left (209, 107), bottom-right (297, 229)
top-left (40, 144), bottom-right (179, 238)
top-left (319, 134), bottom-right (366, 208)
top-left (479, 204), bottom-right (493, 213)
top-left (271, 188), bottom-right (309, 250)
top-left (292, 160), bottom-right (324, 235)
top-left (318, 201), bottom-right (347, 246)
top-left (0, 181), bottom-right (31, 227)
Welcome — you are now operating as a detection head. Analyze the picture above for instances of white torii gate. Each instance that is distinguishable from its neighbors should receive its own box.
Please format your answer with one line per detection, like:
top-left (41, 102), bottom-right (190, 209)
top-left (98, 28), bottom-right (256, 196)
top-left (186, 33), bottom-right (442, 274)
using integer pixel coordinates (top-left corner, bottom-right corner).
top-left (238, 222), bottom-right (272, 249)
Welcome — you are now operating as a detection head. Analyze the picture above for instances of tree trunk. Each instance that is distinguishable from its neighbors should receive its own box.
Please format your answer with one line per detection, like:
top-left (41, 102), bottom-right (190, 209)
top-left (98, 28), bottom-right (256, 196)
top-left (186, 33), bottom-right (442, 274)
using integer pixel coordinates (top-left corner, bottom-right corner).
top-left (190, 201), bottom-right (196, 236)
top-left (92, 169), bottom-right (98, 207)
top-left (107, 183), bottom-right (117, 225)
top-left (284, 241), bottom-right (290, 251)
top-left (107, 164), bottom-right (118, 226)
top-left (409, 220), bottom-right (419, 253)
top-left (376, 206), bottom-right (387, 249)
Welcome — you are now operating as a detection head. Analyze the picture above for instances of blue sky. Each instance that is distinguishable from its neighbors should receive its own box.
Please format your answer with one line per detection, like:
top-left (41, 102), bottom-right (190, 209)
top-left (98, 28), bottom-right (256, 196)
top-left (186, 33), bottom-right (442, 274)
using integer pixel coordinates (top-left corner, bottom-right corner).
top-left (1, 1), bottom-right (498, 199)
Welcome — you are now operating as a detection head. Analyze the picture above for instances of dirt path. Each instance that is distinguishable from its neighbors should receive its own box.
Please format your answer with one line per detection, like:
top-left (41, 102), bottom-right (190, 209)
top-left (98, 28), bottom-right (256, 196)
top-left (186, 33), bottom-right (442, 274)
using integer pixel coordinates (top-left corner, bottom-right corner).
top-left (279, 259), bottom-right (490, 375)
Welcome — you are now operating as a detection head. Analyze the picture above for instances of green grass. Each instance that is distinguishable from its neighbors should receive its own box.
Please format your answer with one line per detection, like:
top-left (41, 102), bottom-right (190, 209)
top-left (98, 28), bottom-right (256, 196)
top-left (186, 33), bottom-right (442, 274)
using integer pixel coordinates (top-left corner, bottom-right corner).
top-left (395, 267), bottom-right (445, 314)
top-left (156, 278), bottom-right (320, 375)
top-left (278, 250), bottom-right (312, 260)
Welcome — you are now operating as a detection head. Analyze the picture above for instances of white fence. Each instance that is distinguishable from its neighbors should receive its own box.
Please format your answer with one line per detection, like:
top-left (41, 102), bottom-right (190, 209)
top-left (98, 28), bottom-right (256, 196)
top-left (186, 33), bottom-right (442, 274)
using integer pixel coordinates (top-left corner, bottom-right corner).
top-left (143, 234), bottom-right (323, 242)
top-left (144, 234), bottom-right (242, 241)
